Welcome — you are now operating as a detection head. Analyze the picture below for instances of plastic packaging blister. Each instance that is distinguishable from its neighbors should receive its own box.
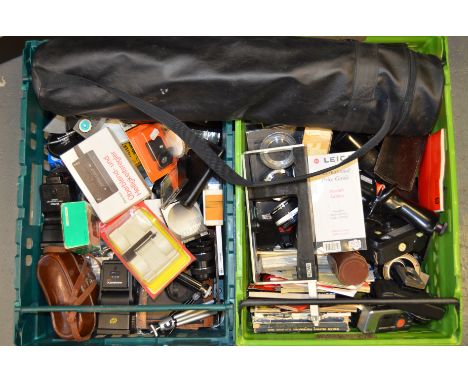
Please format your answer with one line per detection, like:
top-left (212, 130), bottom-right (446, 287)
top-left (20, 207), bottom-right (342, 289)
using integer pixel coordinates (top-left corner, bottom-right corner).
top-left (100, 202), bottom-right (195, 298)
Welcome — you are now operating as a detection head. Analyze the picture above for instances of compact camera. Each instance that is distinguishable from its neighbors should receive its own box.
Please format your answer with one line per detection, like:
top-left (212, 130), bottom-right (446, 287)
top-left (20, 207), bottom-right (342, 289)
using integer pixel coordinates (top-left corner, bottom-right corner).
top-left (147, 137), bottom-right (174, 170)
top-left (40, 168), bottom-right (77, 247)
top-left (97, 259), bottom-right (136, 335)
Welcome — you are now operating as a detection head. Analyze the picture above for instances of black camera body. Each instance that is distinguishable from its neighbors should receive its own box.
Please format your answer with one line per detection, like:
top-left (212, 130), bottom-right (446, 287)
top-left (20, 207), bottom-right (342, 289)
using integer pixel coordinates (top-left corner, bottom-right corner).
top-left (363, 217), bottom-right (429, 265)
top-left (97, 260), bottom-right (136, 335)
top-left (39, 169), bottom-right (76, 247)
top-left (147, 137), bottom-right (173, 169)
top-left (360, 173), bottom-right (446, 235)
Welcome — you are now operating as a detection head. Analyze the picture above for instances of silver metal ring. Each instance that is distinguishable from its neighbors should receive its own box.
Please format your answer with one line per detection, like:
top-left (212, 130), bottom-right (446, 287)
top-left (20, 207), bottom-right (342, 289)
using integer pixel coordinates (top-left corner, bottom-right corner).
top-left (383, 253), bottom-right (421, 280)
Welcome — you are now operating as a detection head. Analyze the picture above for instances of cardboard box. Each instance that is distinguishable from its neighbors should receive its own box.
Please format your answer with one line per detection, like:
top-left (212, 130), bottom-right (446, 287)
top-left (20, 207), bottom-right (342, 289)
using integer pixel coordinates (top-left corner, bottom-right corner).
top-left (61, 127), bottom-right (150, 222)
top-left (61, 201), bottom-right (100, 253)
top-left (308, 151), bottom-right (367, 254)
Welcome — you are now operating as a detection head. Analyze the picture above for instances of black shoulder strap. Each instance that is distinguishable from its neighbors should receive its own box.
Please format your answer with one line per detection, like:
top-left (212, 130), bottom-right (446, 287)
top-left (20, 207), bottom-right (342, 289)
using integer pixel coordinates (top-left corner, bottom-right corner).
top-left (41, 71), bottom-right (393, 188)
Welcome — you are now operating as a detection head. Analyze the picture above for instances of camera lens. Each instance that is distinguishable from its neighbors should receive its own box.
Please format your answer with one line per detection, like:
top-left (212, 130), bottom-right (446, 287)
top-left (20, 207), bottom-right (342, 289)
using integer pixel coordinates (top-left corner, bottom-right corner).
top-left (189, 251), bottom-right (216, 281)
top-left (185, 234), bottom-right (216, 281)
top-left (259, 132), bottom-right (296, 170)
top-left (263, 169), bottom-right (293, 201)
top-left (157, 151), bottom-right (173, 168)
top-left (270, 198), bottom-right (298, 229)
top-left (263, 168), bottom-right (289, 182)
top-left (47, 132), bottom-right (84, 157)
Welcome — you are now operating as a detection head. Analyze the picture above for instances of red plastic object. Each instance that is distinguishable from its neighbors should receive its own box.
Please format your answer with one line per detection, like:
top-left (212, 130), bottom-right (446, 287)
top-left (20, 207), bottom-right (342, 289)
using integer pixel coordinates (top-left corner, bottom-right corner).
top-left (418, 129), bottom-right (445, 212)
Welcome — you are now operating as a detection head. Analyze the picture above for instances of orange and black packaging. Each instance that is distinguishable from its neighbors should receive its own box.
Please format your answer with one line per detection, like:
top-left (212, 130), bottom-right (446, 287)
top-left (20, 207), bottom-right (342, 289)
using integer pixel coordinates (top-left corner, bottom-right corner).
top-left (126, 123), bottom-right (177, 182)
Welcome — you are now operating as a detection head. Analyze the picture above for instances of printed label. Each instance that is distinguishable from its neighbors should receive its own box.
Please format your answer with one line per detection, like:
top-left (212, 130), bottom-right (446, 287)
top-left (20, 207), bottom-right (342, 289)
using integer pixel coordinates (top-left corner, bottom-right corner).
top-left (324, 241), bottom-right (342, 253)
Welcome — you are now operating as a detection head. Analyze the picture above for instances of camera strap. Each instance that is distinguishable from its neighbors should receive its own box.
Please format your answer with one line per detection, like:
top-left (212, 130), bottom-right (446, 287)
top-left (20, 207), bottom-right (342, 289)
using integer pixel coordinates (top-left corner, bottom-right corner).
top-left (41, 71), bottom-right (393, 189)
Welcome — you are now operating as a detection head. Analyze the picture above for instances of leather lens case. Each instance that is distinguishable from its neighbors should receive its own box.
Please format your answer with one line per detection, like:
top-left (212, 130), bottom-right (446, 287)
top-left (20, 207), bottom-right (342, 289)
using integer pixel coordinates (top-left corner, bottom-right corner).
top-left (37, 247), bottom-right (98, 342)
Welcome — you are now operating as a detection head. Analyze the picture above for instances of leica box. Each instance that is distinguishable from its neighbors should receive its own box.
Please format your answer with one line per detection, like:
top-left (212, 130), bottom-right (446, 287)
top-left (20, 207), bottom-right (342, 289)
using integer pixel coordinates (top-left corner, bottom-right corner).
top-left (61, 127), bottom-right (150, 223)
top-left (308, 151), bottom-right (367, 254)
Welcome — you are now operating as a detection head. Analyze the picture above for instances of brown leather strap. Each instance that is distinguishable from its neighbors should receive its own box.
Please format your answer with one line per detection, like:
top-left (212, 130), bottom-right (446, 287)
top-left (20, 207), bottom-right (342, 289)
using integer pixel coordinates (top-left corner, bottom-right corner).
top-left (68, 313), bottom-right (92, 342)
top-left (43, 246), bottom-right (69, 255)
top-left (72, 279), bottom-right (97, 306)
top-left (66, 280), bottom-right (97, 342)
top-left (66, 260), bottom-right (97, 342)
top-left (71, 260), bottom-right (90, 299)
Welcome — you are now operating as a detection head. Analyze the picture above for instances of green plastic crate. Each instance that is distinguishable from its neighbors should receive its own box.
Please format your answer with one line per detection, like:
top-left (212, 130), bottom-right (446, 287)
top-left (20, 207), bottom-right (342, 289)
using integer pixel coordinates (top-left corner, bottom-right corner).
top-left (14, 41), bottom-right (236, 345)
top-left (234, 36), bottom-right (462, 345)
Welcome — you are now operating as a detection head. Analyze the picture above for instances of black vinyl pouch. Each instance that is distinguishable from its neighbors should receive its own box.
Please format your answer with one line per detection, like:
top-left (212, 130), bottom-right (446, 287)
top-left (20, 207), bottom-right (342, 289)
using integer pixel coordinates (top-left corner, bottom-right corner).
top-left (31, 37), bottom-right (444, 188)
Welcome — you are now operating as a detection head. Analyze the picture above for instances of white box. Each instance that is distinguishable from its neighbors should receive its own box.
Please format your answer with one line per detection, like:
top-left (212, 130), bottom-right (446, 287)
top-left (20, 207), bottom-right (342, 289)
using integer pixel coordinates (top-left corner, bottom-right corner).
top-left (61, 127), bottom-right (150, 222)
top-left (308, 151), bottom-right (367, 254)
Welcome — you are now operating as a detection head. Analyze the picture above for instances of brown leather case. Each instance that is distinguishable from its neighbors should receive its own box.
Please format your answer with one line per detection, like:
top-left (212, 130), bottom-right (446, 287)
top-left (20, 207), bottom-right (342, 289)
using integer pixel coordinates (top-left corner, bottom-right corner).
top-left (37, 247), bottom-right (98, 342)
top-left (374, 135), bottom-right (427, 192)
top-left (328, 251), bottom-right (369, 286)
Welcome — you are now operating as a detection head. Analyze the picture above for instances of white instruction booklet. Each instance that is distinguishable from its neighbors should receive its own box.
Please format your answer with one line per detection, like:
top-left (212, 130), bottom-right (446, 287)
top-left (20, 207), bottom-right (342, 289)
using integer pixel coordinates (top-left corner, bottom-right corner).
top-left (307, 151), bottom-right (367, 254)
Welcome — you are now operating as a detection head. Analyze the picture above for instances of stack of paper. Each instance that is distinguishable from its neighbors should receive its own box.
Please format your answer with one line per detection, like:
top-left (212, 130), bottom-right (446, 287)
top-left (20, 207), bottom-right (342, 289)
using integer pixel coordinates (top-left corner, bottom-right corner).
top-left (249, 253), bottom-right (375, 333)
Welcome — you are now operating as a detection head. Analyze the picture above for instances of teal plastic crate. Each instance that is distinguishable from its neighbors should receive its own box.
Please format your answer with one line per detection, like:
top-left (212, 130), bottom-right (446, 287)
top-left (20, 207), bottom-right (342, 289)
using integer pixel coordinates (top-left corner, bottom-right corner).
top-left (235, 37), bottom-right (462, 345)
top-left (14, 40), bottom-right (236, 345)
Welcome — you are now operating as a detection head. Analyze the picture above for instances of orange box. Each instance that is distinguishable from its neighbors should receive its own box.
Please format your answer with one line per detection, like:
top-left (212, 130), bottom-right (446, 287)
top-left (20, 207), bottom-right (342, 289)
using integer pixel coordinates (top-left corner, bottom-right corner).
top-left (203, 188), bottom-right (224, 226)
top-left (126, 123), bottom-right (177, 182)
